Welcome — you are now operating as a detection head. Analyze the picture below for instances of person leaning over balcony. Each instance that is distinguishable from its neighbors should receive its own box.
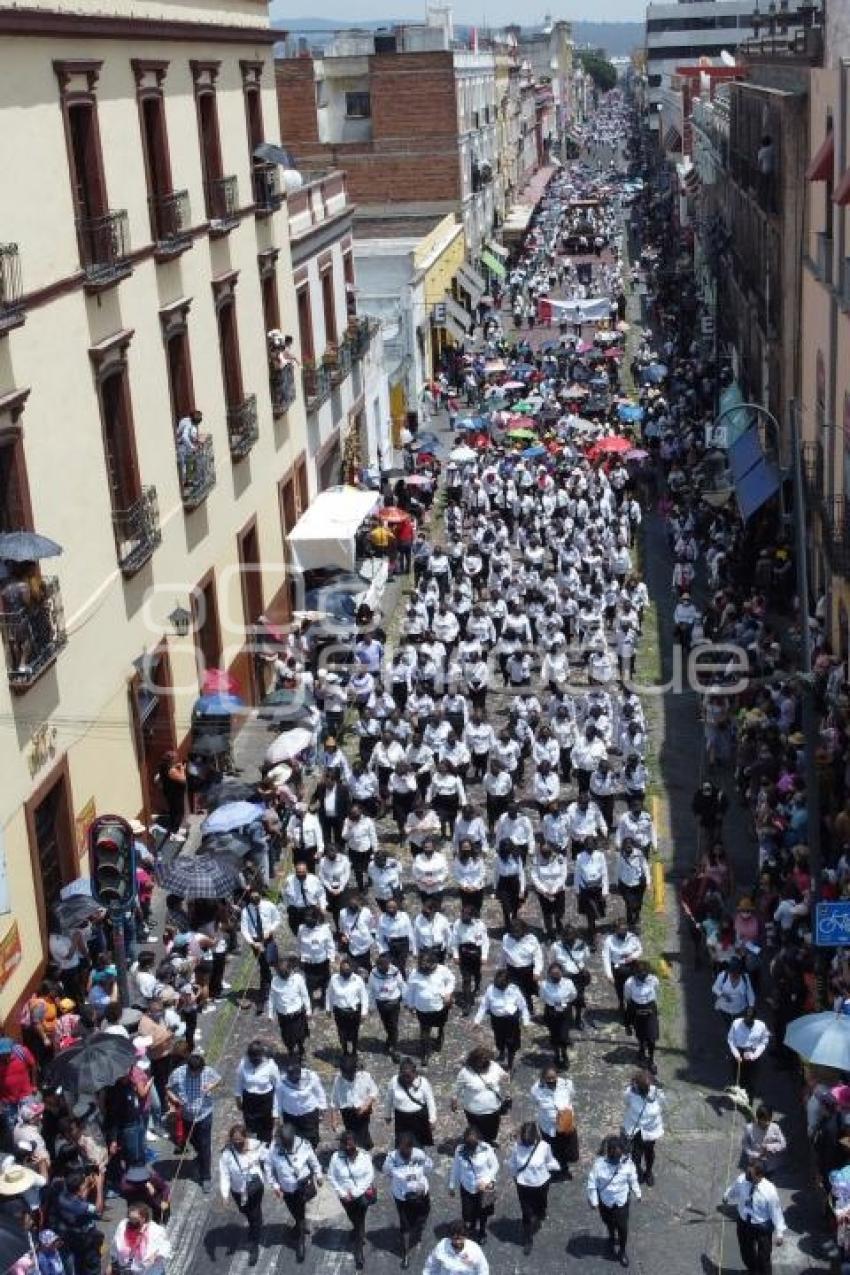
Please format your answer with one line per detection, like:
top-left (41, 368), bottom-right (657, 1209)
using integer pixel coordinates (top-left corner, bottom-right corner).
top-left (175, 410), bottom-right (203, 487)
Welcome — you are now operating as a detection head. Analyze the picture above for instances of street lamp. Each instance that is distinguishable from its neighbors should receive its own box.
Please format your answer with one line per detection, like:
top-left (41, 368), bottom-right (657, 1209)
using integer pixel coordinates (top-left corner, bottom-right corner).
top-left (168, 604), bottom-right (192, 639)
top-left (711, 397), bottom-right (822, 905)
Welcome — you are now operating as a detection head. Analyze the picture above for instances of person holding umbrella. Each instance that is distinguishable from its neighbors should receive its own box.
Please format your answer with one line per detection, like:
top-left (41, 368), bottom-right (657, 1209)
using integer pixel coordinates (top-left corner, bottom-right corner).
top-left (218, 1122), bottom-right (267, 1266)
top-left (165, 1052), bottom-right (222, 1193)
top-left (266, 1122), bottom-right (323, 1262)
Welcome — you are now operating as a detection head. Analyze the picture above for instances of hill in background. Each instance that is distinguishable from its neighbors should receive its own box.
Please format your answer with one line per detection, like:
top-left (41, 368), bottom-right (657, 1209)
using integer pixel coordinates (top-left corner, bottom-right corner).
top-left (272, 16), bottom-right (643, 59)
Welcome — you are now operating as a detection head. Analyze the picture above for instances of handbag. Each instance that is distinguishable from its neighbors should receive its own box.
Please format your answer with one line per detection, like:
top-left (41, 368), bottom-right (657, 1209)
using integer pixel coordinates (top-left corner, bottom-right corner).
top-left (281, 1142), bottom-right (318, 1202)
top-left (556, 1107), bottom-right (576, 1135)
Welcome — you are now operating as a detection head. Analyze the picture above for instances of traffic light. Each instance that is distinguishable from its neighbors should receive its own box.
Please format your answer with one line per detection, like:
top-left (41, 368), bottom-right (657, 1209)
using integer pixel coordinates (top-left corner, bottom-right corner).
top-left (89, 815), bottom-right (136, 910)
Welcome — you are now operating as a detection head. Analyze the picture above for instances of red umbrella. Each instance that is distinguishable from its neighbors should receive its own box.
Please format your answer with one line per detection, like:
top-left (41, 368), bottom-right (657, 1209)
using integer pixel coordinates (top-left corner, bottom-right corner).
top-left (202, 668), bottom-right (241, 696)
top-left (592, 435), bottom-right (632, 455)
top-left (378, 506), bottom-right (411, 524)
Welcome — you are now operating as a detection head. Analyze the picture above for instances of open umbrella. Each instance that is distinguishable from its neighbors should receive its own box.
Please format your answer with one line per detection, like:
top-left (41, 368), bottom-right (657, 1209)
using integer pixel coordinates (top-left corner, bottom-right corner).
top-left (502, 380), bottom-right (526, 391)
top-left (193, 692), bottom-right (246, 718)
top-left (626, 448), bottom-right (649, 462)
top-left (646, 362), bottom-right (668, 383)
top-left (377, 506), bottom-right (411, 524)
top-left (0, 530), bottom-right (63, 562)
top-left (402, 475), bottom-right (433, 488)
top-left (157, 853), bottom-right (242, 900)
top-left (200, 831), bottom-right (255, 859)
top-left (0, 1216), bottom-right (33, 1272)
top-left (618, 404), bottom-right (645, 423)
top-left (591, 435), bottom-right (632, 456)
top-left (53, 894), bottom-right (104, 929)
top-left (449, 445), bottom-right (477, 463)
top-left (506, 427), bottom-right (537, 441)
top-left (201, 668), bottom-right (241, 696)
top-left (205, 780), bottom-right (259, 809)
top-left (522, 445), bottom-right (547, 458)
top-left (784, 1012), bottom-right (850, 1070)
top-left (47, 1032), bottom-right (137, 1096)
top-left (201, 800), bottom-right (265, 836)
top-left (189, 733), bottom-right (231, 758)
top-left (266, 726), bottom-right (314, 765)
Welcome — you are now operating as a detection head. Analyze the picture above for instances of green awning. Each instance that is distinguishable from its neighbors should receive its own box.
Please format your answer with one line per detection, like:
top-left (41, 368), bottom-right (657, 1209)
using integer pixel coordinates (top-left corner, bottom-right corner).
top-left (481, 250), bottom-right (506, 278)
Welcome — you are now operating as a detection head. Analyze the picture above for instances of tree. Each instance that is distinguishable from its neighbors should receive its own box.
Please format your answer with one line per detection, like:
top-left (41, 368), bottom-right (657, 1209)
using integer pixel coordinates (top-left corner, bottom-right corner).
top-left (577, 49), bottom-right (617, 93)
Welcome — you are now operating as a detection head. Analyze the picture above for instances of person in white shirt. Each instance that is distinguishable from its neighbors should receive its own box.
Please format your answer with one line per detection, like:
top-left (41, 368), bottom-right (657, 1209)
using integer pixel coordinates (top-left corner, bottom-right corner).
top-left (622, 1071), bottom-right (665, 1186)
top-left (570, 725), bottom-right (608, 794)
top-left (501, 918), bottom-right (543, 1013)
top-left (727, 1007), bottom-right (770, 1101)
top-left (616, 838), bottom-right (651, 933)
top-left (723, 1162), bottom-right (786, 1273)
top-left (376, 898), bottom-right (414, 975)
top-left (328, 1131), bottom-right (375, 1271)
top-left (275, 1059), bottom-right (327, 1148)
top-left (383, 1131), bottom-right (434, 1267)
top-left (267, 955), bottom-right (311, 1056)
top-left (530, 1064), bottom-right (577, 1177)
top-left (448, 1127), bottom-right (499, 1243)
top-left (615, 797), bottom-right (657, 856)
top-left (550, 927), bottom-right (590, 1030)
top-left (412, 898), bottom-right (452, 962)
top-left (296, 908), bottom-right (336, 1008)
top-left (266, 1122), bottom-right (323, 1261)
top-left (412, 842), bottom-right (450, 907)
top-left (218, 1122), bottom-right (267, 1264)
top-left (325, 957), bottom-right (370, 1056)
top-left (566, 792), bottom-right (609, 853)
top-left (507, 1121), bottom-right (561, 1254)
top-left (240, 891), bottom-right (282, 1015)
top-left (575, 841), bottom-right (610, 947)
top-left (384, 1057), bottom-right (437, 1147)
top-left (317, 843), bottom-right (352, 931)
top-left (282, 866), bottom-right (326, 938)
top-left (623, 961), bottom-right (660, 1071)
top-left (531, 845), bottom-right (569, 940)
top-left (368, 849), bottom-right (404, 908)
top-left (341, 806), bottom-right (379, 893)
top-left (110, 1206), bottom-right (172, 1275)
top-left (452, 843), bottom-right (488, 918)
top-left (712, 960), bottom-right (755, 1026)
top-left (493, 842), bottom-right (525, 930)
top-left (451, 1046), bottom-right (510, 1145)
top-left (403, 955), bottom-right (455, 1064)
top-left (602, 920), bottom-right (643, 1012)
top-left (234, 1041), bottom-right (280, 1145)
top-left (367, 952), bottom-right (405, 1060)
top-left (587, 1135), bottom-right (641, 1266)
top-left (330, 1054), bottom-right (379, 1150)
top-left (337, 897), bottom-right (376, 974)
top-left (451, 904), bottom-right (490, 1014)
top-left (540, 961), bottom-right (578, 1066)
top-left (427, 760), bottom-right (466, 838)
top-left (473, 968), bottom-right (530, 1071)
top-left (423, 1223), bottom-right (489, 1275)
top-left (286, 803), bottom-right (324, 872)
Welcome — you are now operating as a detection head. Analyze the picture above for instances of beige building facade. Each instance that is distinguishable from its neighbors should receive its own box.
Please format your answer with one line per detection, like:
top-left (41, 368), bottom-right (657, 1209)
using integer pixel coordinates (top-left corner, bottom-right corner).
top-left (0, 0), bottom-right (310, 1021)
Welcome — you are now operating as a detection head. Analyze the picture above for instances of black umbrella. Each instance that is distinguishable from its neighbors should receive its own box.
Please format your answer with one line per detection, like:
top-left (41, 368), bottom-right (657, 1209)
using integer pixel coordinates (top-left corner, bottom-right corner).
top-left (205, 780), bottom-right (259, 809)
top-left (199, 832), bottom-right (254, 860)
top-left (189, 733), bottom-right (231, 758)
top-left (47, 1032), bottom-right (136, 1096)
top-left (53, 894), bottom-right (103, 929)
top-left (157, 853), bottom-right (242, 900)
top-left (0, 1216), bottom-right (32, 1271)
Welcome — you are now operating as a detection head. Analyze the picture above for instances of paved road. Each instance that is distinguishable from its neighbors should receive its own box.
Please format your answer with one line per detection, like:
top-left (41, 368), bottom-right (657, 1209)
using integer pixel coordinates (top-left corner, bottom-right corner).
top-left (130, 226), bottom-right (834, 1275)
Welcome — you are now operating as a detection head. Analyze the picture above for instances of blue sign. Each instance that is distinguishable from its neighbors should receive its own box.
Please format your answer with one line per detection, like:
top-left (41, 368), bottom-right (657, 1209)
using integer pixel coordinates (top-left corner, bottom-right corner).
top-left (815, 902), bottom-right (850, 947)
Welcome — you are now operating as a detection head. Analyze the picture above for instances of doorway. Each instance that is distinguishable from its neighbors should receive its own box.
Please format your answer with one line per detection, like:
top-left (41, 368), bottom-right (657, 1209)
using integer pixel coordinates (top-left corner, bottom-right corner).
top-left (25, 763), bottom-right (76, 952)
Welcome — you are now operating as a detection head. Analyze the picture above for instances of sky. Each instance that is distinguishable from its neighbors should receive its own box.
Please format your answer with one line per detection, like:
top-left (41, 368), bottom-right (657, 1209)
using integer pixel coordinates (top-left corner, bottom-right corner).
top-left (272, 1), bottom-right (647, 25)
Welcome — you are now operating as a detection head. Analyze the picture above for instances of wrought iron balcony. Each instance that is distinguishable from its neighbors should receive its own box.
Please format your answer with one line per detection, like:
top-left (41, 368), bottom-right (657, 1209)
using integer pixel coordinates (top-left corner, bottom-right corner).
top-left (302, 361), bottom-right (332, 411)
top-left (0, 575), bottom-right (66, 691)
top-left (252, 162), bottom-right (282, 214)
top-left (0, 243), bottom-right (24, 333)
top-left (205, 175), bottom-right (240, 232)
top-left (178, 433), bottom-right (216, 510)
top-left (113, 486), bottom-right (161, 575)
top-left (227, 394), bottom-right (259, 459)
top-left (327, 339), bottom-right (353, 387)
top-left (150, 189), bottom-right (192, 257)
top-left (270, 361), bottom-right (297, 417)
top-left (348, 315), bottom-right (375, 361)
top-left (76, 210), bottom-right (132, 287)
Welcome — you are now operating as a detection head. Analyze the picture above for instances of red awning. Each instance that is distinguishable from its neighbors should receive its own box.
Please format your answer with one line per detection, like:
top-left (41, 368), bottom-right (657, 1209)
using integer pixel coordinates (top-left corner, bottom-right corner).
top-left (806, 131), bottom-right (834, 182)
top-left (834, 166), bottom-right (850, 206)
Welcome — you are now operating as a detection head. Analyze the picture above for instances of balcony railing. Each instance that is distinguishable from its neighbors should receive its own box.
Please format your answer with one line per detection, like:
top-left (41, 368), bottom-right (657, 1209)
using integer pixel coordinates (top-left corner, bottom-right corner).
top-left (270, 361), bottom-right (297, 417)
top-left (0, 575), bottom-right (66, 691)
top-left (348, 315), bottom-right (375, 361)
top-left (227, 394), bottom-right (259, 459)
top-left (252, 162), bottom-right (283, 214)
top-left (205, 175), bottom-right (240, 232)
top-left (302, 361), bottom-right (332, 410)
top-left (150, 189), bottom-right (192, 256)
top-left (0, 243), bottom-right (24, 333)
top-left (178, 433), bottom-right (216, 510)
top-left (76, 210), bottom-right (132, 287)
top-left (824, 498), bottom-right (850, 578)
top-left (113, 486), bottom-right (161, 575)
top-left (326, 339), bottom-right (353, 387)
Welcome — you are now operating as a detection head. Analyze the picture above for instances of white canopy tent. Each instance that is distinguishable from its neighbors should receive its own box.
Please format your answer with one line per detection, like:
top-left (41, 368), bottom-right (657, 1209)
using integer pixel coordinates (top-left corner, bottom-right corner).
top-left (287, 486), bottom-right (380, 574)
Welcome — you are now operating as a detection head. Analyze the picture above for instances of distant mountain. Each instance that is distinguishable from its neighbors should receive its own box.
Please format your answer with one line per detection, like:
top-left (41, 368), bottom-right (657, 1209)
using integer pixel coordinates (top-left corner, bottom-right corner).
top-left (273, 17), bottom-right (643, 59)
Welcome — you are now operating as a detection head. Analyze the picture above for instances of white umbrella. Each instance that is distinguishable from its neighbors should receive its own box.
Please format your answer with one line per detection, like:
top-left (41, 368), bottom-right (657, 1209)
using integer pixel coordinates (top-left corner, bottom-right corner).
top-left (266, 726), bottom-right (314, 765)
top-left (449, 445), bottom-right (477, 463)
top-left (784, 1012), bottom-right (850, 1070)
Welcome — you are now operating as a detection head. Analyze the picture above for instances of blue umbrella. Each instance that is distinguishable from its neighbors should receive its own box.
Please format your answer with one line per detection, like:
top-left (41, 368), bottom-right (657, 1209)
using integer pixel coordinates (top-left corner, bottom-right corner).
top-left (646, 362), bottom-right (668, 384)
top-left (618, 404), bottom-right (645, 423)
top-left (522, 445), bottom-right (547, 458)
top-left (0, 530), bottom-right (63, 562)
top-left (202, 801), bottom-right (265, 835)
top-left (193, 692), bottom-right (246, 717)
top-left (784, 1012), bottom-right (850, 1069)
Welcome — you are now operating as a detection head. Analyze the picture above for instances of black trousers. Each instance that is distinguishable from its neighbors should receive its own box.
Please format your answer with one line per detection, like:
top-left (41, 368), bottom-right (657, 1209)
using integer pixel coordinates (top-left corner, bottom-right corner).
top-left (538, 890), bottom-right (566, 937)
top-left (342, 1196), bottom-right (369, 1252)
top-left (241, 1089), bottom-right (275, 1145)
top-left (491, 1012), bottom-right (521, 1060)
top-left (377, 999), bottom-right (401, 1048)
top-left (736, 1218), bottom-right (774, 1273)
top-left (464, 1107), bottom-right (501, 1143)
top-left (517, 1181), bottom-right (549, 1224)
top-left (599, 1200), bottom-right (629, 1251)
top-left (235, 1182), bottom-right (264, 1245)
top-left (619, 883), bottom-right (646, 931)
top-left (333, 1008), bottom-right (363, 1052)
top-left (396, 1194), bottom-right (430, 1244)
top-left (460, 1185), bottom-right (494, 1234)
top-left (631, 1132), bottom-right (656, 1177)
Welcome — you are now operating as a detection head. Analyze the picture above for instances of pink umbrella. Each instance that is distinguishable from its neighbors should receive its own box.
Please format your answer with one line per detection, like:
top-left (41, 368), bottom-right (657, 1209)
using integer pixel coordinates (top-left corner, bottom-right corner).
top-left (202, 668), bottom-right (241, 696)
top-left (576, 341), bottom-right (594, 354)
top-left (502, 380), bottom-right (526, 390)
top-left (626, 448), bottom-right (649, 461)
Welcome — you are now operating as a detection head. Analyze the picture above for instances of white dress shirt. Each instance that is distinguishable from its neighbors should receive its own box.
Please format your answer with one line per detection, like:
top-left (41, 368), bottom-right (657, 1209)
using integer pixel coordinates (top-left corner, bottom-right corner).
top-left (412, 851), bottom-right (450, 893)
top-left (712, 971), bottom-right (755, 1016)
top-left (266, 1138), bottom-right (322, 1194)
top-left (575, 849), bottom-right (610, 895)
top-left (297, 922), bottom-right (336, 965)
top-left (728, 1017), bottom-right (770, 1061)
top-left (423, 1237), bottom-right (489, 1275)
top-left (282, 873), bottom-right (327, 911)
top-left (474, 983), bottom-right (530, 1025)
top-left (384, 1076), bottom-right (437, 1122)
top-left (451, 917), bottom-right (490, 961)
top-left (566, 800), bottom-right (608, 843)
top-left (449, 1142), bottom-right (499, 1194)
top-left (541, 975), bottom-right (577, 1011)
top-left (622, 1084), bottom-right (665, 1141)
top-left (383, 1147), bottom-right (433, 1200)
top-left (276, 1069), bottom-right (327, 1116)
top-left (267, 971), bottom-right (311, 1019)
top-left (453, 1063), bottom-right (508, 1115)
top-left (234, 1057), bottom-right (280, 1099)
top-left (318, 854), bottom-right (352, 897)
top-left (328, 1149), bottom-right (375, 1200)
top-left (587, 1154), bottom-right (641, 1207)
top-left (369, 857), bottom-right (404, 900)
top-left (452, 856), bottom-right (487, 891)
top-left (530, 1077), bottom-right (575, 1137)
top-left (624, 973), bottom-right (659, 1006)
top-left (377, 910), bottom-right (414, 952)
top-left (507, 1138), bottom-right (560, 1187)
top-left (602, 932), bottom-right (643, 978)
top-left (339, 906), bottom-right (375, 957)
top-left (724, 1173), bottom-right (786, 1235)
top-left (331, 1070), bottom-right (379, 1112)
top-left (531, 855), bottom-right (568, 896)
top-left (404, 965), bottom-right (455, 1012)
top-left (326, 972), bottom-right (370, 1015)
top-left (368, 965), bottom-right (406, 1006)
top-left (413, 911), bottom-right (452, 954)
top-left (501, 932), bottom-right (543, 976)
top-left (219, 1138), bottom-right (267, 1201)
top-left (617, 848), bottom-right (651, 889)
top-left (241, 899), bottom-right (282, 944)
